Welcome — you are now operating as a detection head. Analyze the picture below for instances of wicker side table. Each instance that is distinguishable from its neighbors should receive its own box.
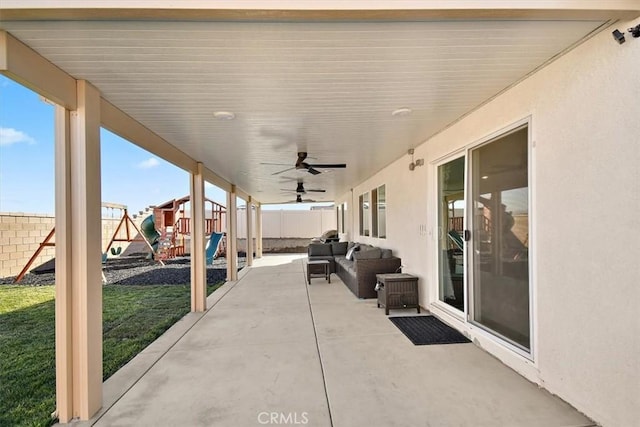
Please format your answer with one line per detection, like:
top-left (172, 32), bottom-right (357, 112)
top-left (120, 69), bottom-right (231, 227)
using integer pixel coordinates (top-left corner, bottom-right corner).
top-left (376, 273), bottom-right (420, 315)
top-left (307, 260), bottom-right (330, 285)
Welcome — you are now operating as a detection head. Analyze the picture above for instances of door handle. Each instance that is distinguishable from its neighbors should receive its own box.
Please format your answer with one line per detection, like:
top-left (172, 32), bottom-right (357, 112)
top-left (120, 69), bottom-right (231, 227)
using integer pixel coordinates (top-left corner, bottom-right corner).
top-left (464, 230), bottom-right (471, 241)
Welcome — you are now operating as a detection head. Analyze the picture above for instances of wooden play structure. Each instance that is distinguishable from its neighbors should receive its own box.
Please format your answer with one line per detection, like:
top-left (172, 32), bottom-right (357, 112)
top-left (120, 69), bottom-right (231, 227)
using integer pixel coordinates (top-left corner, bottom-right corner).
top-left (13, 203), bottom-right (158, 283)
top-left (149, 195), bottom-right (227, 260)
top-left (13, 198), bottom-right (228, 282)
top-left (102, 203), bottom-right (159, 260)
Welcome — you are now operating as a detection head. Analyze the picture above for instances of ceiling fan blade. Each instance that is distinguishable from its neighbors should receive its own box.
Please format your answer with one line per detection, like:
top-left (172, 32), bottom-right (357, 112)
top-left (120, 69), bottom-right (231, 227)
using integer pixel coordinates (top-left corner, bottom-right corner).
top-left (308, 163), bottom-right (346, 169)
top-left (307, 167), bottom-right (321, 175)
top-left (272, 167), bottom-right (296, 176)
top-left (261, 162), bottom-right (291, 166)
top-left (278, 176), bottom-right (301, 182)
top-left (306, 189), bottom-right (326, 193)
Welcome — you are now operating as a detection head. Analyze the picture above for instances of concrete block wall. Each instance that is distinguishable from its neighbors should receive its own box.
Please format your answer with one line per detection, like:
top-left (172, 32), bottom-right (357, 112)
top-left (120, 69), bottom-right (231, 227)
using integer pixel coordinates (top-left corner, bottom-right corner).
top-left (0, 213), bottom-right (56, 278)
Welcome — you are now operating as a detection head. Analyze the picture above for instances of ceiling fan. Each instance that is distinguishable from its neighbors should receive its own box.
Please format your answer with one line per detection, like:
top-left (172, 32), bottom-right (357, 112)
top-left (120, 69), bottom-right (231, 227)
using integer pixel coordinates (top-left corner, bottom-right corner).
top-left (265, 152), bottom-right (346, 176)
top-left (281, 181), bottom-right (326, 194)
top-left (274, 194), bottom-right (316, 204)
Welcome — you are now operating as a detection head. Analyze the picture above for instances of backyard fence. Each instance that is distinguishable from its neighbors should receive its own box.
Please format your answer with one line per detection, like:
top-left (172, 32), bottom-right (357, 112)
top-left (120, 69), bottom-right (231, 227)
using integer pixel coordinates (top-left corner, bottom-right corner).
top-left (237, 209), bottom-right (336, 238)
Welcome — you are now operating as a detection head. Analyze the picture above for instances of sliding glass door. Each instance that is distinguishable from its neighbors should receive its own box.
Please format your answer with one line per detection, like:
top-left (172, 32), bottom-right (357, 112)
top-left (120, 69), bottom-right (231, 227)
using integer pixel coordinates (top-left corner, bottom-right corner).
top-left (437, 156), bottom-right (465, 311)
top-left (469, 126), bottom-right (530, 350)
top-left (436, 125), bottom-right (531, 351)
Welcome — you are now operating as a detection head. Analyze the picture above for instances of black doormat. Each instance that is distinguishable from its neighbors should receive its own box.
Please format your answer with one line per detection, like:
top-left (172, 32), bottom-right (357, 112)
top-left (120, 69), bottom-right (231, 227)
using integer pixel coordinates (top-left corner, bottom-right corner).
top-left (389, 316), bottom-right (471, 345)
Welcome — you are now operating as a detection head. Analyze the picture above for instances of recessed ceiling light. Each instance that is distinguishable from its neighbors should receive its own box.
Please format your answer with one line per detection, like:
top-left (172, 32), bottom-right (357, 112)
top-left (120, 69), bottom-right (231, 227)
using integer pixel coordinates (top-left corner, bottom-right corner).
top-left (482, 175), bottom-right (489, 180)
top-left (213, 111), bottom-right (235, 120)
top-left (391, 107), bottom-right (412, 117)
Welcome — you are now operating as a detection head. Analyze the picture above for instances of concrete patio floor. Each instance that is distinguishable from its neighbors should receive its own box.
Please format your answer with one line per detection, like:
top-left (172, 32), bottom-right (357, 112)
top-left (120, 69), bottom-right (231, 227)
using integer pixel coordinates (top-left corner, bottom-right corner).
top-left (77, 254), bottom-right (594, 427)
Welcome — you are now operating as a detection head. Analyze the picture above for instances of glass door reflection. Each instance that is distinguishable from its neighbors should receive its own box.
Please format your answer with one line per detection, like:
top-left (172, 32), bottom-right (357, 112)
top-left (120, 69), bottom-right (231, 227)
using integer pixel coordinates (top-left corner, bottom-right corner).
top-left (438, 156), bottom-right (465, 311)
top-left (470, 127), bottom-right (530, 350)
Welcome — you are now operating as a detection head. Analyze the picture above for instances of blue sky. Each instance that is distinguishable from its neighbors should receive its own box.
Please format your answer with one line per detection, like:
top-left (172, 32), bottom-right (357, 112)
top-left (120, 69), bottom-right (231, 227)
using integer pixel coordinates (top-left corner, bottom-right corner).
top-left (0, 75), bottom-right (328, 214)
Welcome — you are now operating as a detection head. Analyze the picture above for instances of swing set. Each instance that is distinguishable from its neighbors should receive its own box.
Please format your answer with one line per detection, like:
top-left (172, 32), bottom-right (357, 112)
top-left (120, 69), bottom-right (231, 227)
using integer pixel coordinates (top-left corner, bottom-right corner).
top-left (13, 202), bottom-right (159, 283)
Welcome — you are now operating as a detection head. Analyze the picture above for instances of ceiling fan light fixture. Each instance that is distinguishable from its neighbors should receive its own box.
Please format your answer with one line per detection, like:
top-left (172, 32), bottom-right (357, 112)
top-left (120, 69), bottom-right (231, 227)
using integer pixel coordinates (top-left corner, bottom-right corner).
top-left (392, 107), bottom-right (412, 117)
top-left (213, 111), bottom-right (235, 120)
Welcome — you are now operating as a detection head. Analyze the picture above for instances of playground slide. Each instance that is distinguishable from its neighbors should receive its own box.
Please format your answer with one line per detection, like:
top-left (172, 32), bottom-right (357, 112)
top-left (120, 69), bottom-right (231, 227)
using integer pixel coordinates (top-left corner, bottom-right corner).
top-left (141, 214), bottom-right (161, 253)
top-left (142, 214), bottom-right (222, 263)
top-left (447, 229), bottom-right (464, 251)
top-left (206, 232), bottom-right (224, 265)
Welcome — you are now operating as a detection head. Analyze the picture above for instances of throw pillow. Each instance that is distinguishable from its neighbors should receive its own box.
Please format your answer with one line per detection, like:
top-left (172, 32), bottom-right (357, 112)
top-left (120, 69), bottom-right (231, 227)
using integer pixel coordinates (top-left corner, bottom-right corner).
top-left (353, 247), bottom-right (382, 260)
top-left (345, 244), bottom-right (360, 261)
top-left (331, 241), bottom-right (348, 256)
top-left (381, 249), bottom-right (393, 259)
top-left (308, 243), bottom-right (332, 256)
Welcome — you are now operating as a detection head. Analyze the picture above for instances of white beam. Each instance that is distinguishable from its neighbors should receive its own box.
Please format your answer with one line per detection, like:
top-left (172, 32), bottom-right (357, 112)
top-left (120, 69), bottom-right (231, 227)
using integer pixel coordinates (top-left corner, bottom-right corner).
top-left (1, 2), bottom-right (638, 20)
top-left (0, 30), bottom-right (77, 109)
top-left (100, 99), bottom-right (197, 174)
top-left (0, 29), bottom-right (253, 208)
top-left (100, 99), bottom-right (256, 203)
top-left (190, 162), bottom-right (206, 312)
top-left (235, 187), bottom-right (250, 202)
top-left (202, 167), bottom-right (232, 193)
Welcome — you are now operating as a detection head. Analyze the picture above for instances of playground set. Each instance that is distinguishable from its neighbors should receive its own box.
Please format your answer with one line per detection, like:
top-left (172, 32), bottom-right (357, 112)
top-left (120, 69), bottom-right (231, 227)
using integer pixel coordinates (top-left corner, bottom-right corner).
top-left (13, 198), bottom-right (227, 283)
top-left (144, 195), bottom-right (226, 262)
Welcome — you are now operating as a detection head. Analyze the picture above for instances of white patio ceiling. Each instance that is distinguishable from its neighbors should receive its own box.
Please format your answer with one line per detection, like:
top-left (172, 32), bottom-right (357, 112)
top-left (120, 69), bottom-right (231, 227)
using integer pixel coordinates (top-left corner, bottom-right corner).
top-left (0, 7), bottom-right (624, 203)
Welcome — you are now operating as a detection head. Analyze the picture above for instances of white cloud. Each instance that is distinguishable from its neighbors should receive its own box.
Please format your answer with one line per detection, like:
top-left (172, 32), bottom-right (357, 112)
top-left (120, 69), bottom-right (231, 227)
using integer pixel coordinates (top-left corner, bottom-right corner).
top-left (0, 127), bottom-right (36, 146)
top-left (137, 157), bottom-right (160, 169)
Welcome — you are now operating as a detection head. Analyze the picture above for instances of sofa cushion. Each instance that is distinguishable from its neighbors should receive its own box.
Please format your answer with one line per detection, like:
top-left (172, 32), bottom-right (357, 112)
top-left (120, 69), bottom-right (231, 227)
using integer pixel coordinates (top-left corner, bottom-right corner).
top-left (308, 243), bottom-right (332, 256)
top-left (354, 247), bottom-right (382, 260)
top-left (381, 248), bottom-right (393, 259)
top-left (331, 241), bottom-right (348, 256)
top-left (345, 244), bottom-right (360, 261)
top-left (335, 256), bottom-right (353, 268)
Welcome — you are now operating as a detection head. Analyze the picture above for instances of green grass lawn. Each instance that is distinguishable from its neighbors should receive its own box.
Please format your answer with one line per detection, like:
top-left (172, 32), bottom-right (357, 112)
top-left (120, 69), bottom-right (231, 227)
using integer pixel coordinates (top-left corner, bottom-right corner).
top-left (0, 282), bottom-right (223, 427)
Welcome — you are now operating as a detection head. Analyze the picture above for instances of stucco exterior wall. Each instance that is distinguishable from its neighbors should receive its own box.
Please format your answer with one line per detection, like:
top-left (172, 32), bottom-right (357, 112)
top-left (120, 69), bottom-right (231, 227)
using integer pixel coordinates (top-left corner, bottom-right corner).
top-left (336, 19), bottom-right (640, 427)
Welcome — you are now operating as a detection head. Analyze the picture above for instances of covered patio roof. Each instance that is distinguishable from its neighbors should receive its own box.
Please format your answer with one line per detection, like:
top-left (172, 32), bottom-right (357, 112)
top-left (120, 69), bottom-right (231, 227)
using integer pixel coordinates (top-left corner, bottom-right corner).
top-left (1, 1), bottom-right (638, 205)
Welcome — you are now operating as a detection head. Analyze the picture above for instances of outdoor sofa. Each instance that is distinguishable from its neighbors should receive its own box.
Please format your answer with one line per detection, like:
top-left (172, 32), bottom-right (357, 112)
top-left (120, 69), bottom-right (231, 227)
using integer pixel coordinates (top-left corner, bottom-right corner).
top-left (307, 241), bottom-right (401, 298)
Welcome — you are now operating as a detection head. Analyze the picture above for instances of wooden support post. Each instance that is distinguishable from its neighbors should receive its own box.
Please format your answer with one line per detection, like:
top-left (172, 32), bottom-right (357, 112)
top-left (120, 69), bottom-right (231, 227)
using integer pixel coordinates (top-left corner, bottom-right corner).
top-left (256, 204), bottom-right (263, 258)
top-left (226, 187), bottom-right (238, 281)
top-left (55, 80), bottom-right (103, 422)
top-left (246, 197), bottom-right (253, 267)
top-left (190, 162), bottom-right (206, 312)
